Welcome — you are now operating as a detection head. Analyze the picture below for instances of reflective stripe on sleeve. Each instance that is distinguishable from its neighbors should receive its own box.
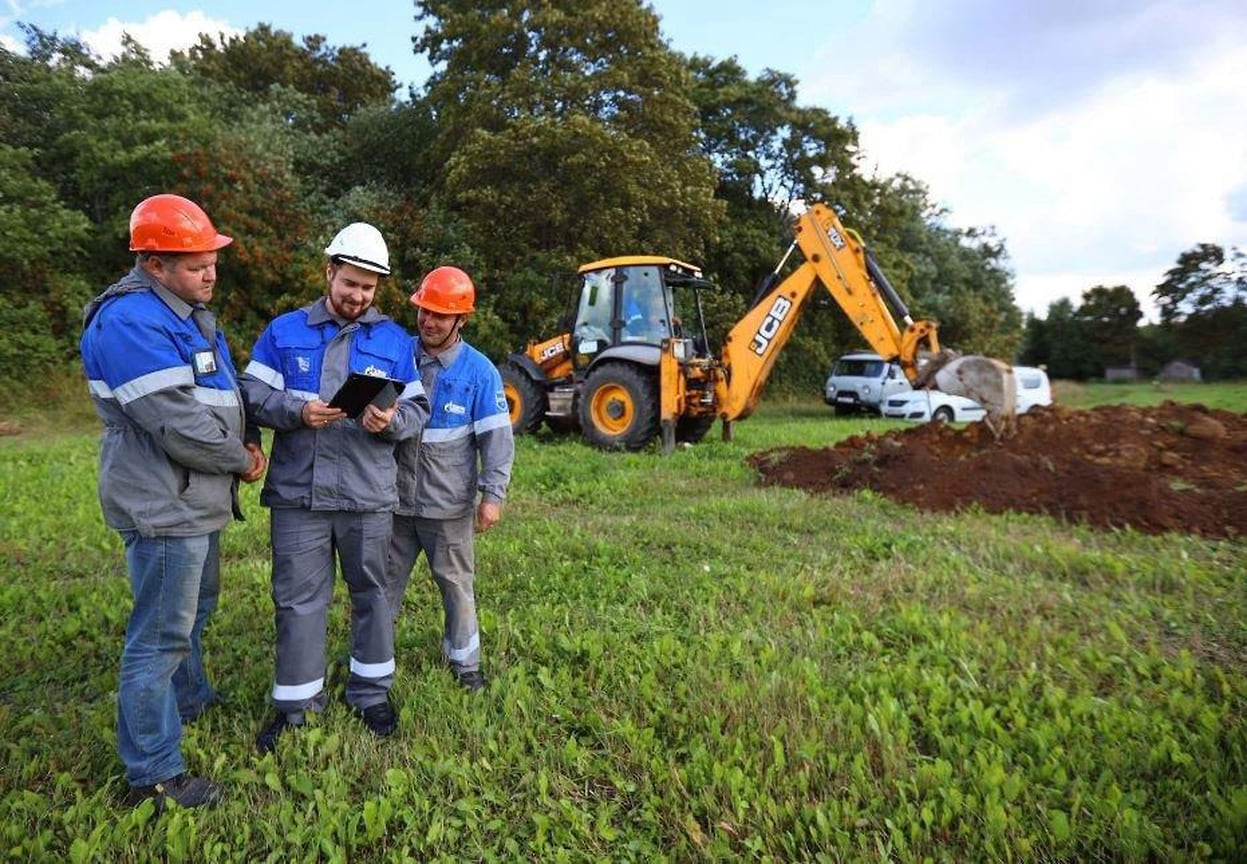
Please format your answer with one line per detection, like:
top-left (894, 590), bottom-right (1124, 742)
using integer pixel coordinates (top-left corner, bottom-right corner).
top-left (289, 389), bottom-right (319, 402)
top-left (113, 366), bottom-right (195, 405)
top-left (243, 360), bottom-right (284, 390)
top-left (271, 677), bottom-right (324, 702)
top-left (473, 412), bottom-right (511, 435)
top-left (399, 380), bottom-right (425, 400)
top-left (88, 379), bottom-right (114, 399)
top-left (192, 387), bottom-right (241, 408)
top-left (421, 424), bottom-right (473, 443)
top-left (349, 657), bottom-right (396, 679)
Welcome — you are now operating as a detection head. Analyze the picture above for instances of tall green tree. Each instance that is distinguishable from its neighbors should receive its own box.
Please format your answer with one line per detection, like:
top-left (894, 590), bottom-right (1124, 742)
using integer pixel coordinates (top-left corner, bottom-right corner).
top-left (0, 144), bottom-right (92, 378)
top-left (1040, 297), bottom-right (1097, 379)
top-left (685, 55), bottom-right (863, 296)
top-left (1075, 285), bottom-right (1141, 370)
top-left (1153, 243), bottom-right (1247, 378)
top-left (171, 24), bottom-right (397, 129)
top-left (849, 174), bottom-right (1020, 360)
top-left (1153, 243), bottom-right (1242, 323)
top-left (414, 0), bottom-right (723, 344)
top-left (1018, 311), bottom-right (1049, 368)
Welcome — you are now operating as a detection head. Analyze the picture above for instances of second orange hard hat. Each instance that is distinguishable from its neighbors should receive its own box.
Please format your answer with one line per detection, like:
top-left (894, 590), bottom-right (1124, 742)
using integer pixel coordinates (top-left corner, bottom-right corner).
top-left (410, 266), bottom-right (476, 314)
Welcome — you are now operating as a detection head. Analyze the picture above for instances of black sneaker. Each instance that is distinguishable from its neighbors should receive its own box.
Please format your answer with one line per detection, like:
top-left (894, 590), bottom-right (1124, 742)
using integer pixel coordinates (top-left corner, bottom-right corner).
top-left (255, 713), bottom-right (303, 754)
top-left (453, 668), bottom-right (487, 693)
top-left (354, 699), bottom-right (398, 737)
top-left (124, 774), bottom-right (221, 812)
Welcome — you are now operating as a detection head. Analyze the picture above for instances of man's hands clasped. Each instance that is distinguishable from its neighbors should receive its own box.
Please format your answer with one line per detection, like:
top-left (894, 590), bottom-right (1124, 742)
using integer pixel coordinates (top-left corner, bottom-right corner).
top-left (241, 442), bottom-right (267, 483)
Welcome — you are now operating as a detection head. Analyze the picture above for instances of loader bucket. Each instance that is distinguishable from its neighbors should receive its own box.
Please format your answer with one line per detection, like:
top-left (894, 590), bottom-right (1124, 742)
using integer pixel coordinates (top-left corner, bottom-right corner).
top-left (919, 352), bottom-right (1018, 437)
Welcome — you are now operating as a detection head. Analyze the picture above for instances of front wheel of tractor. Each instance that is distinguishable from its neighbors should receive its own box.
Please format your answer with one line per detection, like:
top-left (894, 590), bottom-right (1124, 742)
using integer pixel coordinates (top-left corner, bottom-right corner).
top-left (578, 362), bottom-right (659, 450)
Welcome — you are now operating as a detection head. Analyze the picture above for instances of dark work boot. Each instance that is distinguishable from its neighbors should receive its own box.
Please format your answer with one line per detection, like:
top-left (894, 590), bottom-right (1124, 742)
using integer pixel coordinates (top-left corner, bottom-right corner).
top-left (255, 712), bottom-right (304, 754)
top-left (453, 668), bottom-right (486, 693)
top-left (353, 698), bottom-right (398, 737)
top-left (124, 774), bottom-right (221, 812)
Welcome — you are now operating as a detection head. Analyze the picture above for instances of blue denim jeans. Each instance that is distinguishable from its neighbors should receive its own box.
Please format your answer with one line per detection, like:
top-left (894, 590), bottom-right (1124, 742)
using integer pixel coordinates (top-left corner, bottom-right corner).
top-left (117, 531), bottom-right (220, 786)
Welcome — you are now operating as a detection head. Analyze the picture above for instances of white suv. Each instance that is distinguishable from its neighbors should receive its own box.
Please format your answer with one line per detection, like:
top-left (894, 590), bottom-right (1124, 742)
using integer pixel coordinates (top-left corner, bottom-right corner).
top-left (824, 352), bottom-right (912, 415)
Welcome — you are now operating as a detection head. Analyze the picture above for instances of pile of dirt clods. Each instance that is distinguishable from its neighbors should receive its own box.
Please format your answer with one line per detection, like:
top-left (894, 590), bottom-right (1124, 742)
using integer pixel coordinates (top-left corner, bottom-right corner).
top-left (749, 402), bottom-right (1246, 538)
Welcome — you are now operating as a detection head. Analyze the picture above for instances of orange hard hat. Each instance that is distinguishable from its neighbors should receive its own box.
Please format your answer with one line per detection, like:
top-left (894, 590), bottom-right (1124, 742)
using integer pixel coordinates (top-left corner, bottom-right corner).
top-left (129, 194), bottom-right (233, 253)
top-left (410, 266), bottom-right (476, 314)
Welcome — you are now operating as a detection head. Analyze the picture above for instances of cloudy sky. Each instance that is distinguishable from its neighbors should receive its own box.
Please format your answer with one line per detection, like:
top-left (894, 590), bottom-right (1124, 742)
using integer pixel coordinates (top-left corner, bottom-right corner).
top-left (4, 0), bottom-right (1246, 321)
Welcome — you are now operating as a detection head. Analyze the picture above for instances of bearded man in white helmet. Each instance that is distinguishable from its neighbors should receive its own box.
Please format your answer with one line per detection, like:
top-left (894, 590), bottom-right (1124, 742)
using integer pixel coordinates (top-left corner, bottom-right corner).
top-left (240, 223), bottom-right (430, 752)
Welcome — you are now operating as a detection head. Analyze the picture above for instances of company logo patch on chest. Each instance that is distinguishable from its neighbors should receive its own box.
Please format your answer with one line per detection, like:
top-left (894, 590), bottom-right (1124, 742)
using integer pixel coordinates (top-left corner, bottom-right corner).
top-left (443, 401), bottom-right (467, 415)
top-left (296, 356), bottom-right (311, 373)
top-left (362, 364), bottom-right (387, 377)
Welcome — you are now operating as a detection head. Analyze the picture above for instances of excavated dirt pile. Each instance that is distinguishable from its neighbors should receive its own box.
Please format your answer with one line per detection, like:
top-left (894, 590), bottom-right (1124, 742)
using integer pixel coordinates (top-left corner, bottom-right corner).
top-left (749, 402), bottom-right (1247, 538)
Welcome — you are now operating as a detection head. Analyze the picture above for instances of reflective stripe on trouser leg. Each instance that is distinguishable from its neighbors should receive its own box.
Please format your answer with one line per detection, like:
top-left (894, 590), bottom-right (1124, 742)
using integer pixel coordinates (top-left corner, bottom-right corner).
top-left (335, 510), bottom-right (397, 710)
top-left (385, 513), bottom-right (423, 624)
top-left (413, 512), bottom-right (480, 672)
top-left (270, 508), bottom-right (335, 713)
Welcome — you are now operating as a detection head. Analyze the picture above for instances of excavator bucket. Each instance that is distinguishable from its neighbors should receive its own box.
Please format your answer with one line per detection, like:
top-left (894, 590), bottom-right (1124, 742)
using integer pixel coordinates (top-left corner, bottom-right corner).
top-left (917, 352), bottom-right (1017, 437)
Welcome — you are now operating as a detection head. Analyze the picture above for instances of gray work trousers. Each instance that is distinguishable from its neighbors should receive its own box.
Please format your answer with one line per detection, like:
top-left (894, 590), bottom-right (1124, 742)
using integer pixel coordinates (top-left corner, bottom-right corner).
top-left (269, 508), bottom-right (395, 713)
top-left (386, 512), bottom-right (480, 672)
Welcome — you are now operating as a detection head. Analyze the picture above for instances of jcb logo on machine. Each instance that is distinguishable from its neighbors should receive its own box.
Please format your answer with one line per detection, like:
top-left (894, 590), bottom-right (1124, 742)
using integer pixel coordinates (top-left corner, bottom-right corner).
top-left (750, 296), bottom-right (794, 356)
top-left (539, 341), bottom-right (565, 362)
top-left (827, 226), bottom-right (846, 250)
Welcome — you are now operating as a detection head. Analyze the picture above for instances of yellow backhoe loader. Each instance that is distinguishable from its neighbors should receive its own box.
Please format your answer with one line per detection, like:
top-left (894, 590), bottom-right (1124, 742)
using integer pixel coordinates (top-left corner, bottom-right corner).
top-left (499, 204), bottom-right (1016, 451)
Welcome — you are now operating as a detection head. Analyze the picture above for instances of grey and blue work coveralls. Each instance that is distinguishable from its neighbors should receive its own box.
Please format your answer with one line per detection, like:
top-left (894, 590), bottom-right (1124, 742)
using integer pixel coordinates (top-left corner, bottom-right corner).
top-left (387, 338), bottom-right (514, 673)
top-left (241, 298), bottom-right (429, 714)
top-left (81, 266), bottom-right (251, 785)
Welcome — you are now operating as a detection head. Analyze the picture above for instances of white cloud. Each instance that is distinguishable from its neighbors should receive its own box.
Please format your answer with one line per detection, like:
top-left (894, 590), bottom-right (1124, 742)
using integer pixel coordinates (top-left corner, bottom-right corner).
top-left (1, 32), bottom-right (20, 53)
top-left (798, 1), bottom-right (1247, 323)
top-left (79, 10), bottom-right (240, 64)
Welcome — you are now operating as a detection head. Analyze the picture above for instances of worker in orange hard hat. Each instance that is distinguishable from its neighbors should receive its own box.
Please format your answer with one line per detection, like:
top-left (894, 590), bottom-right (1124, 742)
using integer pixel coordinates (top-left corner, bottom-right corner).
top-left (81, 193), bottom-right (266, 812)
top-left (386, 266), bottom-right (514, 692)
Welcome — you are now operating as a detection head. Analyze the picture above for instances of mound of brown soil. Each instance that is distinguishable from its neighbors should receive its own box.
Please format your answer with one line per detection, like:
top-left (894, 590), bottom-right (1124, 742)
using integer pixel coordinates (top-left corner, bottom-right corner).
top-left (748, 402), bottom-right (1247, 537)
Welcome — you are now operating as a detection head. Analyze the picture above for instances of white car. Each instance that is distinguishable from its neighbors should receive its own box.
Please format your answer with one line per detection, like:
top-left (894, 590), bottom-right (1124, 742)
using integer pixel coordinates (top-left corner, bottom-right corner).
top-left (881, 389), bottom-right (985, 423)
top-left (881, 366), bottom-right (1052, 423)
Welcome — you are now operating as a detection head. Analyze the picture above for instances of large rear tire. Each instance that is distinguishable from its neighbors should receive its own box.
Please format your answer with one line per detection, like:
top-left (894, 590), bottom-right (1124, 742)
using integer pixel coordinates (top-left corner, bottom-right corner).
top-left (579, 362), bottom-right (659, 450)
top-left (500, 363), bottom-right (545, 435)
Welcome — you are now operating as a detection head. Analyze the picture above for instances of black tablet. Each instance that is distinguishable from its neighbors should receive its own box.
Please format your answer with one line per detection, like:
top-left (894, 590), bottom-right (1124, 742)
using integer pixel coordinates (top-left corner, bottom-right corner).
top-left (327, 373), bottom-right (404, 419)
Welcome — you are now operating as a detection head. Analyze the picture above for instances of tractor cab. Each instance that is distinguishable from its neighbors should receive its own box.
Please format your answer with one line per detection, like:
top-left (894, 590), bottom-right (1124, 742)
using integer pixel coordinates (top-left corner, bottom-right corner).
top-left (569, 256), bottom-right (705, 369)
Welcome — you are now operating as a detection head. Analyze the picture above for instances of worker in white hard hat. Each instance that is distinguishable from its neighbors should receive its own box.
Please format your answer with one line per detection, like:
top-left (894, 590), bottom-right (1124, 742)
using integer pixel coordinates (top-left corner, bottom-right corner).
top-left (240, 222), bottom-right (430, 753)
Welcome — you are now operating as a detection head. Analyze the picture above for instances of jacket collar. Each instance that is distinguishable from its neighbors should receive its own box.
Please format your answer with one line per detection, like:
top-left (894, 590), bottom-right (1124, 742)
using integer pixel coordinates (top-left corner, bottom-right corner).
top-left (419, 337), bottom-right (464, 369)
top-left (83, 264), bottom-right (195, 328)
top-left (146, 272), bottom-right (195, 321)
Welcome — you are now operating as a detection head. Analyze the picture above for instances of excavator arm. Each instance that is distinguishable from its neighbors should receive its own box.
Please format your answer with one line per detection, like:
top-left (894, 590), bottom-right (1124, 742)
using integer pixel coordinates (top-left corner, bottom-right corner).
top-left (714, 204), bottom-right (1015, 434)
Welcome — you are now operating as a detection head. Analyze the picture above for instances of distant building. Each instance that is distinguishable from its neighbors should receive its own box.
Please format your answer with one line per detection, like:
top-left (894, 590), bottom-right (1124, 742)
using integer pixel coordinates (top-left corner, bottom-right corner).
top-left (1104, 364), bottom-right (1139, 382)
top-left (1157, 359), bottom-right (1202, 382)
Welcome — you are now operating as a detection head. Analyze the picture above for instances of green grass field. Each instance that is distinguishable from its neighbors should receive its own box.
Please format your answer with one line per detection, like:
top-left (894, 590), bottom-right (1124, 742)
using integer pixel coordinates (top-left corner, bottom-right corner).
top-left (1, 382), bottom-right (1244, 860)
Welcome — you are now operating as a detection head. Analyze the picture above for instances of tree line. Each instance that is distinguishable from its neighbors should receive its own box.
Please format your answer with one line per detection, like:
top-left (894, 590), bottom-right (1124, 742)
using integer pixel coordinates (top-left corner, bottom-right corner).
top-left (1020, 245), bottom-right (1247, 380)
top-left (5, 0), bottom-right (1027, 397)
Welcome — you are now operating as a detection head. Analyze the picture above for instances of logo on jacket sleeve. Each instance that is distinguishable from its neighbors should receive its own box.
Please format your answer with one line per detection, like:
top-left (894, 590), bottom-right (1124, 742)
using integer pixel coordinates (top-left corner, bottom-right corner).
top-left (495, 391), bottom-right (507, 412)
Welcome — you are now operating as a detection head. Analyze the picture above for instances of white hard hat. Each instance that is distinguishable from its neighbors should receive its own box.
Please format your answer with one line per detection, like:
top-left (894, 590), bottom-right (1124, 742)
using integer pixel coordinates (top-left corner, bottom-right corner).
top-left (324, 222), bottom-right (391, 276)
